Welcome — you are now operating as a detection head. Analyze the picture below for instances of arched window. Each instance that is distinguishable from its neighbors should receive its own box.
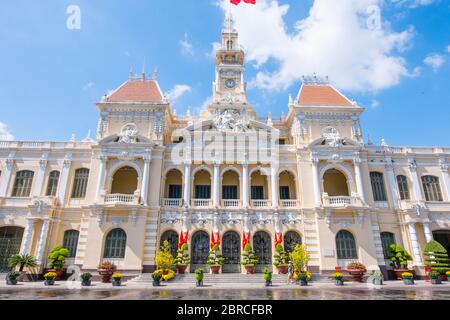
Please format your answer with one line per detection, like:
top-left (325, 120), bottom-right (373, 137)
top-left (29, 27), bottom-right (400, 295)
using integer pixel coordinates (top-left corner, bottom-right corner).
top-left (160, 230), bottom-right (179, 258)
top-left (104, 228), bottom-right (127, 259)
top-left (63, 230), bottom-right (79, 258)
top-left (380, 232), bottom-right (395, 259)
top-left (71, 168), bottom-right (90, 199)
top-left (284, 231), bottom-right (302, 254)
top-left (396, 175), bottom-right (410, 201)
top-left (370, 172), bottom-right (387, 202)
top-left (46, 171), bottom-right (60, 196)
top-left (12, 170), bottom-right (34, 197)
top-left (422, 176), bottom-right (443, 202)
top-left (336, 230), bottom-right (357, 260)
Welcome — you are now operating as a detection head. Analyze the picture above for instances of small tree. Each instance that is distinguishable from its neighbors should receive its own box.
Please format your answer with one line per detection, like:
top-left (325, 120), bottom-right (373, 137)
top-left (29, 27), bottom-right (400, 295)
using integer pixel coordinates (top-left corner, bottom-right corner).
top-left (207, 244), bottom-right (225, 266)
top-left (289, 244), bottom-right (309, 273)
top-left (155, 240), bottom-right (175, 271)
top-left (424, 240), bottom-right (450, 274)
top-left (273, 244), bottom-right (289, 267)
top-left (48, 246), bottom-right (70, 270)
top-left (8, 254), bottom-right (37, 272)
top-left (175, 243), bottom-right (190, 266)
top-left (387, 244), bottom-right (412, 269)
top-left (241, 243), bottom-right (258, 266)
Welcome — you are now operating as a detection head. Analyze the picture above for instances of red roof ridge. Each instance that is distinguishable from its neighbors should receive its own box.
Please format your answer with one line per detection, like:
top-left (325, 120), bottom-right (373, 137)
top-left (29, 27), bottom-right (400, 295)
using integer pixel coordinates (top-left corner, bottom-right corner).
top-left (105, 75), bottom-right (165, 103)
top-left (296, 82), bottom-right (355, 107)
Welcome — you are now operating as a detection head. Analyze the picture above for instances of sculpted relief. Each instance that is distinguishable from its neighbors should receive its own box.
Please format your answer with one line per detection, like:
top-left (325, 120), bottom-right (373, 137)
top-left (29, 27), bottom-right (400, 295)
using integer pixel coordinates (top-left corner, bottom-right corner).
top-left (213, 109), bottom-right (250, 133)
top-left (119, 123), bottom-right (139, 144)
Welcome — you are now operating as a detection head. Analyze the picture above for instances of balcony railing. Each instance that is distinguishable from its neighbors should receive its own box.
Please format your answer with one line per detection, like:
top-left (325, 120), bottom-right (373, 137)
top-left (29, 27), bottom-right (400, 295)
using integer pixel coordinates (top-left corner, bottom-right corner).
top-left (222, 199), bottom-right (241, 207)
top-left (163, 198), bottom-right (183, 207)
top-left (322, 193), bottom-right (363, 207)
top-left (192, 199), bottom-right (211, 208)
top-left (251, 200), bottom-right (270, 208)
top-left (279, 200), bottom-right (298, 208)
top-left (105, 194), bottom-right (136, 204)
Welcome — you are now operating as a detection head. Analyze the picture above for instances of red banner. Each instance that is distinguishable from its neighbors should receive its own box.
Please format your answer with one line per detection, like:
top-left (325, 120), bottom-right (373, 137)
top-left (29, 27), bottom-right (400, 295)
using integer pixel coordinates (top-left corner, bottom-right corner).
top-left (274, 232), bottom-right (283, 248)
top-left (242, 232), bottom-right (251, 249)
top-left (178, 231), bottom-right (189, 249)
top-left (210, 232), bottom-right (221, 249)
top-left (231, 0), bottom-right (256, 5)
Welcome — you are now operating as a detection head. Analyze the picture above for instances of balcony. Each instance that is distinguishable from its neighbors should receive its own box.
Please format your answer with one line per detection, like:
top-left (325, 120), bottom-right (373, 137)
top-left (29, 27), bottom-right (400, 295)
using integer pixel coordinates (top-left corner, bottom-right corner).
top-left (222, 199), bottom-right (241, 208)
top-left (251, 200), bottom-right (271, 208)
top-left (279, 200), bottom-right (298, 208)
top-left (163, 198), bottom-right (183, 208)
top-left (192, 199), bottom-right (211, 208)
top-left (104, 194), bottom-right (139, 205)
top-left (322, 193), bottom-right (363, 208)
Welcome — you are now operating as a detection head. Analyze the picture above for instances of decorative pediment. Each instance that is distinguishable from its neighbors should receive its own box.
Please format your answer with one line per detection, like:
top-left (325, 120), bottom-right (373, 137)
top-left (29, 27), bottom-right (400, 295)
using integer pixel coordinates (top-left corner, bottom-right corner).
top-left (98, 134), bottom-right (155, 146)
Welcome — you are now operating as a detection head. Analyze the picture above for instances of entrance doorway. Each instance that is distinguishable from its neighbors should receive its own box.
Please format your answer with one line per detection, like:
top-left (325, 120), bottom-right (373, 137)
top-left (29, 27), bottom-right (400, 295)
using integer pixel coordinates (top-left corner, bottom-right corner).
top-left (433, 230), bottom-right (450, 254)
top-left (222, 231), bottom-right (241, 273)
top-left (190, 231), bottom-right (210, 272)
top-left (253, 231), bottom-right (272, 273)
top-left (0, 227), bottom-right (24, 272)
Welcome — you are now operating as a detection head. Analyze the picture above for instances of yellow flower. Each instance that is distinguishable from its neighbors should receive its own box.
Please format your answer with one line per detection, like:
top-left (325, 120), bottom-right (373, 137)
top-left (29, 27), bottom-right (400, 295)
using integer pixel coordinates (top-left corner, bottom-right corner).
top-left (112, 273), bottom-right (123, 279)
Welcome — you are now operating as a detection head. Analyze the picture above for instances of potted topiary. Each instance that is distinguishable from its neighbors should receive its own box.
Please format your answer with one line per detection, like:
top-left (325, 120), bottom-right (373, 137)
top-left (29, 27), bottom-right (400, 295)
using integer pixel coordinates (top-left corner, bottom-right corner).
top-left (332, 272), bottom-right (344, 286)
top-left (273, 244), bottom-right (289, 274)
top-left (387, 244), bottom-right (412, 280)
top-left (8, 254), bottom-right (37, 282)
top-left (195, 268), bottom-right (204, 287)
top-left (175, 243), bottom-right (190, 274)
top-left (371, 271), bottom-right (384, 286)
top-left (6, 272), bottom-right (20, 285)
top-left (156, 240), bottom-right (175, 280)
top-left (424, 240), bottom-right (450, 282)
top-left (402, 272), bottom-right (414, 285)
top-left (290, 244), bottom-right (310, 285)
top-left (97, 261), bottom-right (117, 283)
top-left (207, 244), bottom-right (225, 274)
top-left (112, 273), bottom-right (122, 287)
top-left (296, 271), bottom-right (311, 286)
top-left (44, 272), bottom-right (57, 286)
top-left (446, 271), bottom-right (450, 281)
top-left (263, 268), bottom-right (272, 287)
top-left (80, 273), bottom-right (92, 287)
top-left (47, 245), bottom-right (70, 280)
top-left (241, 244), bottom-right (258, 274)
top-left (152, 270), bottom-right (163, 286)
top-left (346, 262), bottom-right (367, 283)
top-left (429, 271), bottom-right (441, 285)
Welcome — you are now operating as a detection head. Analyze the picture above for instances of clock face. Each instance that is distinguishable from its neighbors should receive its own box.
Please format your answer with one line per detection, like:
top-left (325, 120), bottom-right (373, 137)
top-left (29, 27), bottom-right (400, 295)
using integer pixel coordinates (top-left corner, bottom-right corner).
top-left (225, 79), bottom-right (236, 89)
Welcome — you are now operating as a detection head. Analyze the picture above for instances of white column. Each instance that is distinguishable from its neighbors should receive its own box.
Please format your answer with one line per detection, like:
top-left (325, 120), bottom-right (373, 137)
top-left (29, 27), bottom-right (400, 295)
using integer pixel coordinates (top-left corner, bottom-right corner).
top-left (20, 219), bottom-right (35, 255)
top-left (439, 159), bottom-right (450, 201)
top-left (95, 156), bottom-right (107, 202)
top-left (183, 162), bottom-right (191, 207)
top-left (408, 222), bottom-right (423, 266)
top-left (32, 156), bottom-right (48, 197)
top-left (36, 219), bottom-right (50, 264)
top-left (408, 158), bottom-right (423, 202)
top-left (213, 162), bottom-right (220, 208)
top-left (353, 157), bottom-right (366, 204)
top-left (0, 157), bottom-right (14, 197)
top-left (58, 155), bottom-right (72, 204)
top-left (141, 156), bottom-right (151, 206)
top-left (242, 162), bottom-right (249, 208)
top-left (311, 157), bottom-right (322, 207)
top-left (271, 165), bottom-right (279, 208)
top-left (423, 222), bottom-right (433, 244)
top-left (385, 161), bottom-right (400, 209)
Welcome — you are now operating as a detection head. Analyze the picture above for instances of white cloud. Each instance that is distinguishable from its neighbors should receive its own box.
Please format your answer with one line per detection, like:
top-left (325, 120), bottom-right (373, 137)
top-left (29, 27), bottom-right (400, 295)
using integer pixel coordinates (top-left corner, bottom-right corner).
top-left (447, 45), bottom-right (450, 53)
top-left (424, 53), bottom-right (445, 71)
top-left (179, 33), bottom-right (194, 56)
top-left (371, 99), bottom-right (380, 109)
top-left (391, 0), bottom-right (437, 8)
top-left (0, 122), bottom-right (14, 141)
top-left (166, 84), bottom-right (192, 103)
top-left (219, 0), bottom-right (416, 92)
top-left (83, 82), bottom-right (95, 90)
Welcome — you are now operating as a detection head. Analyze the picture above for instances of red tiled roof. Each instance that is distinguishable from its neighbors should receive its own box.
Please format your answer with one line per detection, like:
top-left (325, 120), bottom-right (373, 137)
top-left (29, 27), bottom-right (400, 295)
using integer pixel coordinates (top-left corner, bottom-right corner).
top-left (298, 84), bottom-right (353, 106)
top-left (108, 79), bottom-right (163, 103)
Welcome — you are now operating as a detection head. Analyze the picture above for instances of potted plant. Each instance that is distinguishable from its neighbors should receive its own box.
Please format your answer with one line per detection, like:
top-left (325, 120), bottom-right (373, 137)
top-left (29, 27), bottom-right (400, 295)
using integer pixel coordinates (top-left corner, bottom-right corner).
top-left (44, 272), bottom-right (57, 286)
top-left (80, 273), bottom-right (92, 286)
top-left (47, 245), bottom-right (70, 280)
top-left (446, 271), bottom-right (450, 281)
top-left (8, 254), bottom-right (37, 281)
top-left (332, 272), bottom-right (344, 286)
top-left (346, 262), bottom-right (367, 283)
top-left (112, 273), bottom-right (122, 286)
top-left (289, 244), bottom-right (310, 285)
top-left (402, 272), bottom-right (414, 285)
top-left (429, 271), bottom-right (441, 285)
top-left (241, 244), bottom-right (258, 274)
top-left (97, 261), bottom-right (117, 283)
top-left (195, 268), bottom-right (204, 287)
top-left (295, 271), bottom-right (311, 286)
top-left (175, 243), bottom-right (190, 274)
top-left (424, 240), bottom-right (450, 282)
top-left (273, 244), bottom-right (289, 274)
top-left (263, 268), bottom-right (272, 287)
top-left (156, 240), bottom-right (175, 280)
top-left (371, 271), bottom-right (384, 286)
top-left (6, 272), bottom-right (20, 285)
top-left (207, 244), bottom-right (225, 274)
top-left (152, 270), bottom-right (163, 286)
top-left (387, 244), bottom-right (412, 280)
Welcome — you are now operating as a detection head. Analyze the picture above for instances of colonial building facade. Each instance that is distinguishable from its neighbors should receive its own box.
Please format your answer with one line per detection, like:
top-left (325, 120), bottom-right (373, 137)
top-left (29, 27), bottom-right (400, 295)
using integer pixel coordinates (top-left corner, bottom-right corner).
top-left (1, 16), bottom-right (449, 277)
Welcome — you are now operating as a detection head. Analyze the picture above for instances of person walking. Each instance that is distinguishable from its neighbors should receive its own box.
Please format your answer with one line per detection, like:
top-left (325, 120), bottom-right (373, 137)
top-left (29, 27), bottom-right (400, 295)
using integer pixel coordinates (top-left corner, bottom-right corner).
top-left (288, 261), bottom-right (294, 284)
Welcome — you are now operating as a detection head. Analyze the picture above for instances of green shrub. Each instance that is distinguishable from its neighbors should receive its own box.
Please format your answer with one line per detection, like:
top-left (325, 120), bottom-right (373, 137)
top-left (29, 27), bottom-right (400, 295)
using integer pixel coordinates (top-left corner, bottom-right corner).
top-left (241, 244), bottom-right (258, 266)
top-left (8, 254), bottom-right (37, 272)
top-left (387, 244), bottom-right (412, 269)
top-left (207, 244), bottom-right (225, 266)
top-left (175, 243), bottom-right (190, 266)
top-left (289, 244), bottom-right (309, 273)
top-left (155, 240), bottom-right (175, 271)
top-left (263, 268), bottom-right (272, 281)
top-left (48, 246), bottom-right (70, 270)
top-left (424, 240), bottom-right (450, 274)
top-left (80, 273), bottom-right (92, 281)
top-left (273, 244), bottom-right (289, 267)
top-left (195, 268), bottom-right (204, 281)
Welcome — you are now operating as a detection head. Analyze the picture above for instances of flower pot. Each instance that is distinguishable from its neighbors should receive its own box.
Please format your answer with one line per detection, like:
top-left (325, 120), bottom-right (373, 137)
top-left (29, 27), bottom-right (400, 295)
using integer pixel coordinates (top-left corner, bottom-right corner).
top-left (177, 265), bottom-right (187, 274)
top-left (49, 269), bottom-right (66, 281)
top-left (6, 278), bottom-right (18, 285)
top-left (335, 279), bottom-right (344, 286)
top-left (98, 270), bottom-right (114, 283)
top-left (431, 278), bottom-right (442, 285)
top-left (393, 269), bottom-right (410, 281)
top-left (244, 265), bottom-right (255, 274)
top-left (347, 269), bottom-right (366, 283)
top-left (373, 279), bottom-right (383, 286)
top-left (44, 279), bottom-right (55, 286)
top-left (210, 265), bottom-right (221, 274)
top-left (196, 280), bottom-right (204, 287)
top-left (81, 280), bottom-right (91, 287)
top-left (152, 279), bottom-right (161, 287)
top-left (299, 280), bottom-right (308, 286)
top-left (265, 280), bottom-right (272, 287)
top-left (17, 272), bottom-right (26, 282)
top-left (276, 265), bottom-right (288, 274)
top-left (438, 274), bottom-right (447, 282)
top-left (403, 279), bottom-right (414, 285)
top-left (112, 280), bottom-right (122, 287)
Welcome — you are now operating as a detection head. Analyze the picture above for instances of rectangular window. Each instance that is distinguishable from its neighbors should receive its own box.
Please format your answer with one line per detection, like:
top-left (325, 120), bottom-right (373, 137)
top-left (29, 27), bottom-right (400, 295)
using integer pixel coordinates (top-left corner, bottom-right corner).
top-left (279, 186), bottom-right (290, 200)
top-left (222, 186), bottom-right (238, 200)
top-left (168, 185), bottom-right (182, 199)
top-left (71, 169), bottom-right (90, 199)
top-left (251, 186), bottom-right (264, 200)
top-left (396, 175), bottom-right (410, 201)
top-left (370, 172), bottom-right (387, 202)
top-left (12, 171), bottom-right (34, 198)
top-left (195, 185), bottom-right (211, 199)
top-left (46, 171), bottom-right (60, 197)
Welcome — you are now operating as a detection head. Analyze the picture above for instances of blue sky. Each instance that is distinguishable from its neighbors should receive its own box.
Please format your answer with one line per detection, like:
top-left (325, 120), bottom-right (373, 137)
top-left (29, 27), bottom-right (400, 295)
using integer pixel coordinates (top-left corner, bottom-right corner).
top-left (0, 0), bottom-right (449, 146)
